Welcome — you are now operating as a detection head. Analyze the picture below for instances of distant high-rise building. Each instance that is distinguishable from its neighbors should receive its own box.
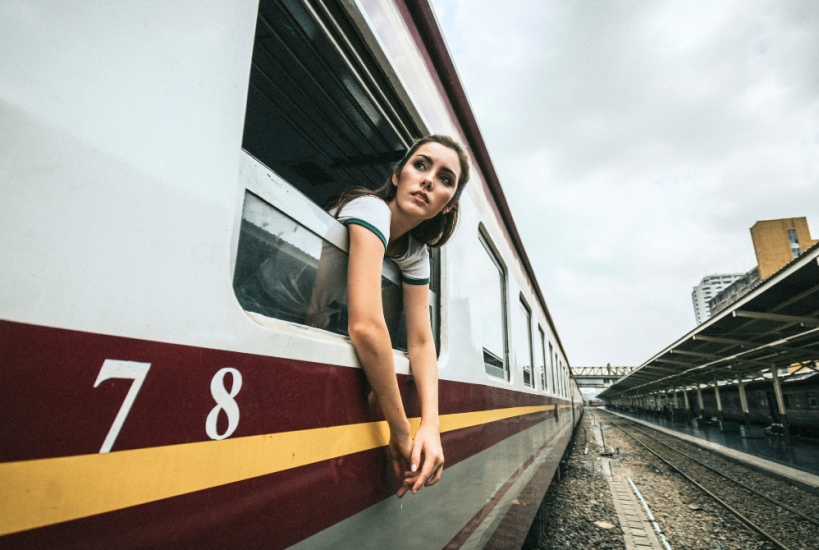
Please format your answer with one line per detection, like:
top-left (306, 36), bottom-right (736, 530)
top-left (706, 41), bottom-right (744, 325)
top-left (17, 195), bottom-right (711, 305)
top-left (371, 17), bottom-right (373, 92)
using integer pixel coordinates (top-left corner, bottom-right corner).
top-left (751, 217), bottom-right (817, 280)
top-left (691, 273), bottom-right (743, 325)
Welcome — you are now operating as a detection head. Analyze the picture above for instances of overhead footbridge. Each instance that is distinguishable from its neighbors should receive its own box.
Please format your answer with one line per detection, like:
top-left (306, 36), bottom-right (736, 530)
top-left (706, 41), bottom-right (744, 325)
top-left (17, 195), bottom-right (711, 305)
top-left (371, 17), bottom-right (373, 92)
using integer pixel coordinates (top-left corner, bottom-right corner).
top-left (571, 365), bottom-right (634, 389)
top-left (599, 242), bottom-right (819, 444)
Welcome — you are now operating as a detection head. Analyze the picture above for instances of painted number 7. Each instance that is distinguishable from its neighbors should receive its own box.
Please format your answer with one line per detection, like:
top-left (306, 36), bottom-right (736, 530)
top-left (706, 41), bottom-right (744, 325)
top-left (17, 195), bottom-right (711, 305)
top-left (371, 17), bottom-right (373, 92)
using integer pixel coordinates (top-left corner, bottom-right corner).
top-left (94, 359), bottom-right (151, 453)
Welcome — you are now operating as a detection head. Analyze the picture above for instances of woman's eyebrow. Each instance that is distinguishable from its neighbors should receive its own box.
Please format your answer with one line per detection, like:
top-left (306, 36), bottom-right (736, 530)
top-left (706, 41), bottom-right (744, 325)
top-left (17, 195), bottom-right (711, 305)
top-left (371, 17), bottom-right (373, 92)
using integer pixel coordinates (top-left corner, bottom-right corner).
top-left (416, 154), bottom-right (457, 177)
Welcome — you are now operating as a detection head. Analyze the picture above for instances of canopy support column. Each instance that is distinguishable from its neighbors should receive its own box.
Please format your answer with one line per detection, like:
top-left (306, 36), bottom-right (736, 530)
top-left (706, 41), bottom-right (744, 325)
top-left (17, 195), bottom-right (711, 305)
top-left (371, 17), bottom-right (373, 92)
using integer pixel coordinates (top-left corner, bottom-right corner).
top-left (696, 385), bottom-right (704, 417)
top-left (771, 365), bottom-right (792, 445)
top-left (713, 375), bottom-right (724, 422)
top-left (737, 375), bottom-right (750, 425)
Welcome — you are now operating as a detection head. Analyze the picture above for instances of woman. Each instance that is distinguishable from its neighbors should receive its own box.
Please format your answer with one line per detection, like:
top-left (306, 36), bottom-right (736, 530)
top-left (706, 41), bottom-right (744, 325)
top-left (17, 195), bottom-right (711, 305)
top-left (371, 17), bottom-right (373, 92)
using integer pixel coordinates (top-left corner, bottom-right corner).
top-left (329, 135), bottom-right (470, 497)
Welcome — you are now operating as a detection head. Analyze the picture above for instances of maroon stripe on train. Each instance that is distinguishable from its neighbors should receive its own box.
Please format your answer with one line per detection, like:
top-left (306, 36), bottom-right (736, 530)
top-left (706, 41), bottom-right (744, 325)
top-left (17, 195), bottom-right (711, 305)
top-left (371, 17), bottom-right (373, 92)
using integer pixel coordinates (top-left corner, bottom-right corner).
top-left (1, 412), bottom-right (557, 550)
top-left (0, 320), bottom-right (561, 462)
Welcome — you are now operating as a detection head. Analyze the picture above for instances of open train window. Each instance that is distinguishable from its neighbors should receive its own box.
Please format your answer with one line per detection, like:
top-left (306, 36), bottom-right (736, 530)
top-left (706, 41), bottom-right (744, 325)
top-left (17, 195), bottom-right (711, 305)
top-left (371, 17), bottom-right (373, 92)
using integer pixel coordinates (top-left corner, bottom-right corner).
top-left (236, 0), bottom-right (443, 350)
top-left (242, 0), bottom-right (420, 206)
top-left (807, 392), bottom-right (818, 409)
top-left (517, 297), bottom-right (534, 388)
top-left (477, 230), bottom-right (508, 380)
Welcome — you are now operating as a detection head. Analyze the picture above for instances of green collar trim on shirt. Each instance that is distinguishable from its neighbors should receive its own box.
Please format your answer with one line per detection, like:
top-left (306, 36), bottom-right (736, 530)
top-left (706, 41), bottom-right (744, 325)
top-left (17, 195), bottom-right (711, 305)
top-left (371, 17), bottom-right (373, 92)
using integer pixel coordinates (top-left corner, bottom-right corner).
top-left (402, 276), bottom-right (430, 286)
top-left (342, 219), bottom-right (387, 250)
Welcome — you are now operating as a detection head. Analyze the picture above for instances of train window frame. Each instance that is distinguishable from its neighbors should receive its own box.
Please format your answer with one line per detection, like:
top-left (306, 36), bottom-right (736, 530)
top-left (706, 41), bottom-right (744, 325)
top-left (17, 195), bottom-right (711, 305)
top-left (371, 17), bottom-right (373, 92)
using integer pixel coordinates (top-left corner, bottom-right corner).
top-left (232, 156), bottom-right (412, 339)
top-left (807, 392), bottom-right (818, 409)
top-left (548, 344), bottom-right (555, 395)
top-left (517, 296), bottom-right (534, 389)
top-left (233, 0), bottom-right (447, 353)
top-left (561, 361), bottom-right (566, 397)
top-left (477, 227), bottom-right (510, 382)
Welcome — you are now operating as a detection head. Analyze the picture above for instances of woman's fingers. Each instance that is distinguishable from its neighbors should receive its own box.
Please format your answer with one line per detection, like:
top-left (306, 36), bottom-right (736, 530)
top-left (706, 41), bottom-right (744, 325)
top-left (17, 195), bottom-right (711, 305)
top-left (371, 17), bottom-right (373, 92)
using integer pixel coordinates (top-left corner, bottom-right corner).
top-left (409, 438), bottom-right (423, 475)
top-left (410, 448), bottom-right (443, 494)
top-left (425, 462), bottom-right (444, 486)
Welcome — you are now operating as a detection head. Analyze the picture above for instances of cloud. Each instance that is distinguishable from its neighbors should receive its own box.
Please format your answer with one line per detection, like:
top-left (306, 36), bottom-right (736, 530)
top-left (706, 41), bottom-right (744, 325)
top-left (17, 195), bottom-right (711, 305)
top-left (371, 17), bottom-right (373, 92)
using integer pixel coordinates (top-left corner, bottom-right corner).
top-left (432, 0), bottom-right (819, 365)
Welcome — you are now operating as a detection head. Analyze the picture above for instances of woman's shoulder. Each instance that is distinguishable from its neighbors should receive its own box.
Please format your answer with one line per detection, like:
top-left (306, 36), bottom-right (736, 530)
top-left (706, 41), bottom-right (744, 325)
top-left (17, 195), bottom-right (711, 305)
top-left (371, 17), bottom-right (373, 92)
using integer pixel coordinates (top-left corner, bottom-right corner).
top-left (334, 194), bottom-right (391, 250)
top-left (342, 195), bottom-right (389, 213)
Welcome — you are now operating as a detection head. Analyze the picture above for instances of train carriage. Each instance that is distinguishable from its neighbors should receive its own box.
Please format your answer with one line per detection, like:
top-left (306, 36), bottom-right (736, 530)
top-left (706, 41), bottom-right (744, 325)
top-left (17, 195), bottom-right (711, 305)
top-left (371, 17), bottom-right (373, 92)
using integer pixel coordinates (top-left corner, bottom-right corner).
top-left (697, 373), bottom-right (819, 436)
top-left (0, 1), bottom-right (582, 548)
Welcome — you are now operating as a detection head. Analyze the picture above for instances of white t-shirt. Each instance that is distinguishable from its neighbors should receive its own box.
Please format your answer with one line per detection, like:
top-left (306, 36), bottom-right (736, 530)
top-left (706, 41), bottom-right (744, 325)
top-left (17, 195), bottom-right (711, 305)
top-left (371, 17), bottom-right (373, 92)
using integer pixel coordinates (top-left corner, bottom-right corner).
top-left (332, 196), bottom-right (431, 285)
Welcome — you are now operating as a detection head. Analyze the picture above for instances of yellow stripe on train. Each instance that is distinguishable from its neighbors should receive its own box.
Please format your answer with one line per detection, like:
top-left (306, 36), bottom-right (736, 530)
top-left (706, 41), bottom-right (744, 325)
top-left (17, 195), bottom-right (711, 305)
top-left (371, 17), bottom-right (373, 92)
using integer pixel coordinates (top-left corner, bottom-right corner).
top-left (0, 404), bottom-right (552, 536)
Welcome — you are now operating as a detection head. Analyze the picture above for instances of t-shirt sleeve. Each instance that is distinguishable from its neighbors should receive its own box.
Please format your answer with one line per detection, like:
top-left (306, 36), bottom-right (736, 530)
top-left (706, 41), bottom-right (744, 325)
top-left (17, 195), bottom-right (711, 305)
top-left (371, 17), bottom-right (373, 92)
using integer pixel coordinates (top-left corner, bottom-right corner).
top-left (335, 196), bottom-right (391, 250)
top-left (399, 239), bottom-right (431, 285)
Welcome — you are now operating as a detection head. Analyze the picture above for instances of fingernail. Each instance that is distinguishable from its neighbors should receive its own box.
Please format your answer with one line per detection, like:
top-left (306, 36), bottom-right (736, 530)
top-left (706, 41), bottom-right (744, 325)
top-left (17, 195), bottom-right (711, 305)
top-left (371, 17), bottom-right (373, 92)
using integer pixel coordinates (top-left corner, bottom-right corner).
top-left (411, 464), bottom-right (417, 472)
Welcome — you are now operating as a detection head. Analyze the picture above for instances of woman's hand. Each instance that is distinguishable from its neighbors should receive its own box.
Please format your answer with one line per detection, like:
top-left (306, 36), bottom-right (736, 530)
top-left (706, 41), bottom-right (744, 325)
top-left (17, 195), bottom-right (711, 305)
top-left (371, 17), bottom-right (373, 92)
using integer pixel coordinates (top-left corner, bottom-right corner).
top-left (388, 420), bottom-right (413, 493)
top-left (398, 420), bottom-right (444, 497)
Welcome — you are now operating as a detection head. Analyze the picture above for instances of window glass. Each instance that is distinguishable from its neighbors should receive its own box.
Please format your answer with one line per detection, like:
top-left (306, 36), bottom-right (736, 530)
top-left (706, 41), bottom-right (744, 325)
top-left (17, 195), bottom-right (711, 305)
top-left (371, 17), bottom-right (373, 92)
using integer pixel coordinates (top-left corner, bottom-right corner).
top-left (787, 229), bottom-right (801, 258)
top-left (807, 392), bottom-right (819, 409)
top-left (517, 299), bottom-right (534, 387)
top-left (233, 192), bottom-right (407, 350)
top-left (538, 326), bottom-right (547, 392)
top-left (549, 346), bottom-right (555, 394)
top-left (477, 233), bottom-right (507, 379)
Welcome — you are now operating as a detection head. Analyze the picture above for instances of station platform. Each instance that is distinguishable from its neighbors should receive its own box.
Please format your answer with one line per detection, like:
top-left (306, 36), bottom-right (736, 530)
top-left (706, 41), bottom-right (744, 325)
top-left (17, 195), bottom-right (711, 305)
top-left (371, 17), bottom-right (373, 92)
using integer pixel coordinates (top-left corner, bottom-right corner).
top-left (603, 408), bottom-right (819, 494)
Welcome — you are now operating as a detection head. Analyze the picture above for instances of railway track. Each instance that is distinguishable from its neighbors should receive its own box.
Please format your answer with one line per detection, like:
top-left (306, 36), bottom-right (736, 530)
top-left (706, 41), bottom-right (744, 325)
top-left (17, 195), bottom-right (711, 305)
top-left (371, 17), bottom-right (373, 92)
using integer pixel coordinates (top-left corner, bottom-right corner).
top-left (599, 411), bottom-right (819, 550)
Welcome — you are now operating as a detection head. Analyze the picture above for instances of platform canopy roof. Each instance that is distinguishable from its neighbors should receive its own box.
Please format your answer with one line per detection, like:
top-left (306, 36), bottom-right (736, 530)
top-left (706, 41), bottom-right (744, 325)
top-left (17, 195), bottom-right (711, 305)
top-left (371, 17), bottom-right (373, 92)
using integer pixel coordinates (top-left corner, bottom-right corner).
top-left (600, 243), bottom-right (819, 401)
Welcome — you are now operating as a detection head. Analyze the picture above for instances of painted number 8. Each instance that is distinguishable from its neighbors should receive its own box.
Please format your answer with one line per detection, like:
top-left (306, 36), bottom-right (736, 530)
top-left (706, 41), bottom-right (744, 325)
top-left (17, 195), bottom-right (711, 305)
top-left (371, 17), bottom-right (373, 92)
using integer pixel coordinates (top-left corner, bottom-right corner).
top-left (206, 368), bottom-right (243, 440)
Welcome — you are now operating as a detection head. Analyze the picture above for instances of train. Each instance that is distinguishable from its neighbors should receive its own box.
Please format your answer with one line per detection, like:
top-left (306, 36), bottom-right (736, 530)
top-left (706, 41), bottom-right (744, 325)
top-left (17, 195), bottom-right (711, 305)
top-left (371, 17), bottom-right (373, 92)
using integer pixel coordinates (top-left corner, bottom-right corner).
top-left (695, 373), bottom-right (819, 437)
top-left (0, 0), bottom-right (582, 549)
top-left (613, 372), bottom-right (819, 438)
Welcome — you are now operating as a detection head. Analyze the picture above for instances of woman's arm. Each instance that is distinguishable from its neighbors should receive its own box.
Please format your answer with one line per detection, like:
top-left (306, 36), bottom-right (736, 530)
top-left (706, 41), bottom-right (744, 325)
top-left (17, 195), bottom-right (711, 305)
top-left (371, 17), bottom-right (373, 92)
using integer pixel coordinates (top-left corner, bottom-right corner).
top-left (346, 225), bottom-right (413, 491)
top-left (401, 282), bottom-right (445, 495)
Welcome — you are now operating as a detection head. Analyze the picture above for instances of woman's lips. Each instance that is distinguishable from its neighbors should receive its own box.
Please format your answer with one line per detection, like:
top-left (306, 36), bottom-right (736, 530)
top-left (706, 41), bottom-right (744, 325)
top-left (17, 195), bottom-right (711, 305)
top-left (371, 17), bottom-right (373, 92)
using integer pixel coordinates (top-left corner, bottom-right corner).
top-left (412, 191), bottom-right (429, 204)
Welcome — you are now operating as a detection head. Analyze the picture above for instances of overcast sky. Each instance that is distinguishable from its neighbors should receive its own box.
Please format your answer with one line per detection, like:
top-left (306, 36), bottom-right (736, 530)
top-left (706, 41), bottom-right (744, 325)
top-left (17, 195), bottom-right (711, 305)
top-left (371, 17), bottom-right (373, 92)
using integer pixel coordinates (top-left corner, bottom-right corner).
top-left (430, 0), bottom-right (819, 367)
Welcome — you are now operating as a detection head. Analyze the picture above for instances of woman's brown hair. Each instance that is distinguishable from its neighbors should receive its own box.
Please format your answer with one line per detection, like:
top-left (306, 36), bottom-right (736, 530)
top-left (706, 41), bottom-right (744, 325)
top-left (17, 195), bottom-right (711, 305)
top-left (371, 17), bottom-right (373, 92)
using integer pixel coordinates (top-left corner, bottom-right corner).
top-left (326, 134), bottom-right (470, 248)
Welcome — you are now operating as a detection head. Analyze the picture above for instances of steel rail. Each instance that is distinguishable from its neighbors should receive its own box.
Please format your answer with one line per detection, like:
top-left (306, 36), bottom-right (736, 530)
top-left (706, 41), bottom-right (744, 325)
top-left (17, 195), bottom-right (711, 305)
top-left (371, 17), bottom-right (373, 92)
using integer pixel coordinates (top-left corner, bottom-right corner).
top-left (612, 417), bottom-right (819, 528)
top-left (603, 415), bottom-right (791, 550)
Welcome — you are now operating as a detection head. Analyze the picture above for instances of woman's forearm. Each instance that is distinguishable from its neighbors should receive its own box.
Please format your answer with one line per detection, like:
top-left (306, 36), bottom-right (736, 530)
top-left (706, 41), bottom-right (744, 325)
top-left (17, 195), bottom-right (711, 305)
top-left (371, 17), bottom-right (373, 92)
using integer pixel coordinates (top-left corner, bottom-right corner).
top-left (349, 320), bottom-right (410, 433)
top-left (408, 339), bottom-right (439, 425)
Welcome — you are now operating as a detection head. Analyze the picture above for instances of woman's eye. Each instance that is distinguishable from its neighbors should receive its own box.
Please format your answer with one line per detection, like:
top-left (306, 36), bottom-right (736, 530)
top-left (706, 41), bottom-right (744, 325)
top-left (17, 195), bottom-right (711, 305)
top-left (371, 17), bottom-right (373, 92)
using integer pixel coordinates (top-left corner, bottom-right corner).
top-left (414, 161), bottom-right (426, 170)
top-left (440, 175), bottom-right (452, 185)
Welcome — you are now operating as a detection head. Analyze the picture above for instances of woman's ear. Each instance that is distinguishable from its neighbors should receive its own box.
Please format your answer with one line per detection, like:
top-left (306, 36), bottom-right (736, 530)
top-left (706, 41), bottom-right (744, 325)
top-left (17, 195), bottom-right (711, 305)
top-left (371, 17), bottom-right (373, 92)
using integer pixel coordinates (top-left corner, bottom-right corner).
top-left (391, 170), bottom-right (399, 187)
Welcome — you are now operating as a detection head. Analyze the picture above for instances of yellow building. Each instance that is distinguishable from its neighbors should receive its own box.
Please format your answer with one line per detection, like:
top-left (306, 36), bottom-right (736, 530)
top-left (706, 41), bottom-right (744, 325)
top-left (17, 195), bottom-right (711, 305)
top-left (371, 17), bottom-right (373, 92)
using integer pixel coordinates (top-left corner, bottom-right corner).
top-left (750, 217), bottom-right (818, 280)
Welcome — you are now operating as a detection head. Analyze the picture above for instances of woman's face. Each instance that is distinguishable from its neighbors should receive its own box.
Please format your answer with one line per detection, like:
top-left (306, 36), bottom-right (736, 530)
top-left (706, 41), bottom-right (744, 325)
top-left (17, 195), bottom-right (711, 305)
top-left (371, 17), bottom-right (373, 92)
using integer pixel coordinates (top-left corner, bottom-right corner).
top-left (392, 142), bottom-right (460, 220)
